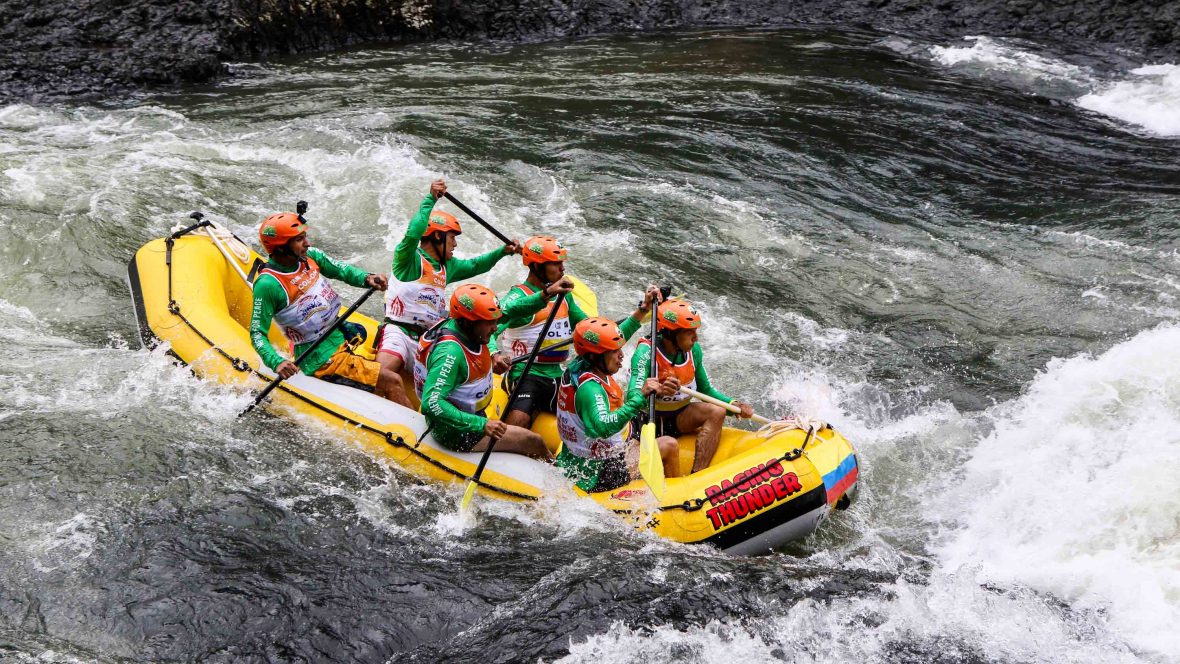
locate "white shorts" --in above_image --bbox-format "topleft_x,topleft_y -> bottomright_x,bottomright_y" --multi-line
377,324 -> 419,373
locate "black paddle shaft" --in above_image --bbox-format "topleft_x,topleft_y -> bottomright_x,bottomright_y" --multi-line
647,297 -> 659,425
506,287 -> 670,366
241,286 -> 378,416
443,192 -> 513,245
468,290 -> 563,482
507,315 -> 624,366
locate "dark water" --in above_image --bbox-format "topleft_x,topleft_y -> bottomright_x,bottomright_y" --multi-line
1,28 -> 1178,663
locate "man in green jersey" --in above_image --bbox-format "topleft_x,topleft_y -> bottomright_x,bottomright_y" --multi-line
630,299 -> 753,474
250,212 -> 399,399
555,315 -> 680,492
417,282 -> 572,459
377,179 -> 521,408
489,235 -> 591,429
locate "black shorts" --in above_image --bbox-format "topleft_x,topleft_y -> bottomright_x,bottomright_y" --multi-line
504,373 -> 558,416
588,454 -> 631,493
654,408 -> 686,438
438,429 -> 487,453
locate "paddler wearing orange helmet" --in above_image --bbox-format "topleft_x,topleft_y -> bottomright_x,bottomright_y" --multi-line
555,305 -> 680,492
249,211 -> 399,397
630,300 -> 754,473
488,235 -> 592,428
416,284 -> 557,459
376,179 -> 522,408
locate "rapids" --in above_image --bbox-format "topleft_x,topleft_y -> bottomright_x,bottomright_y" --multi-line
1,28 -> 1178,663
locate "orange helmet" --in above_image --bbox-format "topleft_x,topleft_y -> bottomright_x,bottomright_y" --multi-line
450,284 -> 502,321
656,300 -> 702,331
424,210 -> 462,238
574,317 -> 626,356
259,212 -> 306,253
521,236 -> 568,267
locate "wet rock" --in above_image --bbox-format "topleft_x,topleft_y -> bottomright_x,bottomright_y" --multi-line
0,0 -> 1176,102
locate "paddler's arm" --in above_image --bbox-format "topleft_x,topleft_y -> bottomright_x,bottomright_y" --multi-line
421,340 -> 488,434
623,285 -> 682,390
488,284 -> 533,354
691,343 -> 733,404
391,192 -> 437,281
628,340 -> 651,394
445,243 -> 517,282
249,275 -> 290,372
307,247 -> 372,289
576,380 -> 648,439
501,282 -> 572,319
618,285 -> 661,344
619,314 -> 642,341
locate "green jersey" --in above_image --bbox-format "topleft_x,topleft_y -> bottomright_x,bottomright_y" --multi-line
250,247 -> 370,374
419,295 -> 549,446
385,193 -> 511,334
489,282 -> 593,380
630,336 -> 732,412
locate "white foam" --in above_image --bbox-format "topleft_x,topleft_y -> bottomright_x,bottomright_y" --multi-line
929,36 -> 1093,87
1078,64 -> 1180,136
935,324 -> 1180,660
26,513 -> 106,573
1,343 -> 253,424
557,567 -> 1145,664
555,327 -> 1180,660
928,37 -> 1180,137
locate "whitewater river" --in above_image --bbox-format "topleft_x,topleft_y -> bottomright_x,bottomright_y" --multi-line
1,28 -> 1178,662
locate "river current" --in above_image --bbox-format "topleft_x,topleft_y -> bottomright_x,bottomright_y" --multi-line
1,28 -> 1178,663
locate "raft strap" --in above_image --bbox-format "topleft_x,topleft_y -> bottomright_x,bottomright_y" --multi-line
164,229 -> 253,373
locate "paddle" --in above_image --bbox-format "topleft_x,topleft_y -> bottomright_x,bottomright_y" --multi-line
506,313 -> 619,367
240,287 -> 378,416
504,286 -> 663,366
443,192 -> 513,245
567,275 -> 598,319
677,385 -> 829,436
677,385 -> 772,425
638,305 -> 667,499
442,191 -> 598,316
459,290 -> 565,513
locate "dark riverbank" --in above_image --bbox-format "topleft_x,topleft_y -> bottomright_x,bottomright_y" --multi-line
1,0 -> 1177,102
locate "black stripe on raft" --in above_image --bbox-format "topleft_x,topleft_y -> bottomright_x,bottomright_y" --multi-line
700,484 -> 827,551
126,255 -> 160,349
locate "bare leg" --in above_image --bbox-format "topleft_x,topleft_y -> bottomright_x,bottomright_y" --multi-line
627,435 -> 681,480
676,402 -> 727,473
376,353 -> 413,408
657,435 -> 681,478
400,367 -> 420,411
502,408 -> 533,429
470,424 -> 553,461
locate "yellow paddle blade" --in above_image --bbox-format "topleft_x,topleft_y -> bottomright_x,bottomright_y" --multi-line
638,422 -> 666,500
567,274 -> 599,317
459,479 -> 478,512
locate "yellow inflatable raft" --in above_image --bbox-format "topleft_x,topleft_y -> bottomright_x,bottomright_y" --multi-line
126,221 -> 859,554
